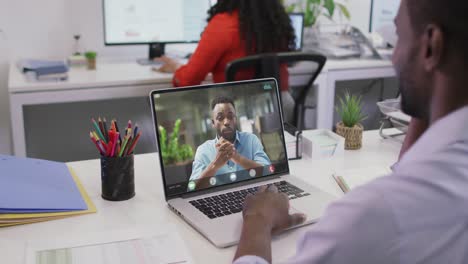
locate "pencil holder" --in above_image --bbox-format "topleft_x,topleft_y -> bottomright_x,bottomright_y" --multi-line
100,154 -> 135,201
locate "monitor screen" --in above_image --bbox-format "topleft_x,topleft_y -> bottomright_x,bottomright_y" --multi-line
369,0 -> 400,33
289,13 -> 304,50
151,79 -> 289,198
103,0 -> 211,45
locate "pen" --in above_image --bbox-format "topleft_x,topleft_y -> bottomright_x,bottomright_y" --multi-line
337,175 -> 350,192
133,124 -> 139,138
332,174 -> 349,193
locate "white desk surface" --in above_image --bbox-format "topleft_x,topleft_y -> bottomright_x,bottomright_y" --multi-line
8,58 -> 393,93
8,63 -> 174,93
0,129 -> 402,264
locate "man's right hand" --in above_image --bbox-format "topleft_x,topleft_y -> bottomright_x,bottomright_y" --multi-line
242,185 -> 306,234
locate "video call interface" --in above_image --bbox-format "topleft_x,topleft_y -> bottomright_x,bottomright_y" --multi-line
153,80 -> 289,197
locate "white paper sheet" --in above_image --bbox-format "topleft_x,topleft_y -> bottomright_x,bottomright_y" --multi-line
26,226 -> 193,264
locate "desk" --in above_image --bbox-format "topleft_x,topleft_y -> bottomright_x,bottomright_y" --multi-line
0,129 -> 401,264
9,59 -> 394,159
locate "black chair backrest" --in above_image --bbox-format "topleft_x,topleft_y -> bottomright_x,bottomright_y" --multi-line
225,52 -> 327,129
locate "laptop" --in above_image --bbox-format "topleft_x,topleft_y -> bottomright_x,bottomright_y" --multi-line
149,78 -> 335,248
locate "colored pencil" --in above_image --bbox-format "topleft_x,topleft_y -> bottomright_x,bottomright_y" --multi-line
126,132 -> 141,155
92,118 -> 106,143
98,117 -> 105,139
103,118 -> 109,142
118,135 -> 130,157
114,119 -> 122,143
90,132 -> 104,155
111,132 -> 119,157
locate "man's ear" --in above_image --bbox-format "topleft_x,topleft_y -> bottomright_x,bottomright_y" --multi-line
211,119 -> 215,128
423,24 -> 445,71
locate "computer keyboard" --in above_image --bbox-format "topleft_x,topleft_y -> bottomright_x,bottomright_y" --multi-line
189,181 -> 310,219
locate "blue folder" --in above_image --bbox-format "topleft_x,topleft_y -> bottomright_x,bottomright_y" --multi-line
0,155 -> 88,213
21,59 -> 69,76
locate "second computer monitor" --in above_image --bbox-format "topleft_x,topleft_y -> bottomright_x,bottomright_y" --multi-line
289,13 -> 304,51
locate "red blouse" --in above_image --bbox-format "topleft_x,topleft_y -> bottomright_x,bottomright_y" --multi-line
173,11 -> 289,91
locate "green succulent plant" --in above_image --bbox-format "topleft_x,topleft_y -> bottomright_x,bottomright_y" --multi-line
158,118 -> 194,165
285,0 -> 351,27
84,51 -> 97,59
335,91 -> 367,128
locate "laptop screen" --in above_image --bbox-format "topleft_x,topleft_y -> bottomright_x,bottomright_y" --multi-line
150,79 -> 290,198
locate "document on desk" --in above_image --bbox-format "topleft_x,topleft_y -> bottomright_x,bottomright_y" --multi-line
26,227 -> 193,264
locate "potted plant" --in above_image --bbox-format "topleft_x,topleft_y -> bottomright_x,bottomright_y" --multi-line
84,51 -> 97,70
285,0 -> 351,46
335,91 -> 366,150
159,119 -> 194,183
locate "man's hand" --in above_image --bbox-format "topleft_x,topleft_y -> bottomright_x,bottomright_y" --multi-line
234,185 -> 306,262
198,138 -> 235,180
243,185 -> 306,234
212,138 -> 235,169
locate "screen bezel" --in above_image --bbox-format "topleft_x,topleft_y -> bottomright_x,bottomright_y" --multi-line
101,0 -> 209,46
289,12 -> 305,51
149,78 -> 291,200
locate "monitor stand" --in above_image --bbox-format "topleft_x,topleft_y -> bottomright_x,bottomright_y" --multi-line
136,43 -> 166,65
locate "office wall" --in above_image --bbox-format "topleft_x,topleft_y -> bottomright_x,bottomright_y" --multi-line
0,0 -> 74,155
0,0 -> 375,156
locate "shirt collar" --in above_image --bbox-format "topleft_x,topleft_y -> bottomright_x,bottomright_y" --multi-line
214,131 -> 241,146
398,105 -> 468,166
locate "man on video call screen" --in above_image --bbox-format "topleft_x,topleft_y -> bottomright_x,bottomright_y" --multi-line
190,96 -> 271,189
154,80 -> 288,196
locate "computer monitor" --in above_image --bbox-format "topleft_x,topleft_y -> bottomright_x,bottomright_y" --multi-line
289,13 -> 304,51
102,0 -> 211,61
369,0 -> 400,33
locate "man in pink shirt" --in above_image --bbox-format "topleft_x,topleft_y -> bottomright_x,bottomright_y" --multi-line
234,0 -> 468,263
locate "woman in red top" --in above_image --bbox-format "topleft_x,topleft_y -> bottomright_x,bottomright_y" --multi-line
156,0 -> 295,92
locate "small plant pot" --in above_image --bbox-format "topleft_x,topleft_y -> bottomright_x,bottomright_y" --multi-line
335,122 -> 363,150
86,57 -> 96,70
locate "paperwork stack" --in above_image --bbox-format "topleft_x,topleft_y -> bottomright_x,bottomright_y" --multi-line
0,155 -> 96,227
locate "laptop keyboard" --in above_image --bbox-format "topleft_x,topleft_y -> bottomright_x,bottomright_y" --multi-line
189,181 -> 310,219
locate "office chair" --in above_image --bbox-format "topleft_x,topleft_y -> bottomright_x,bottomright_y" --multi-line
225,52 -> 326,130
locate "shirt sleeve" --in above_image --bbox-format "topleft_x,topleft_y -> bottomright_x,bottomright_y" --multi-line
173,14 -> 232,87
285,185 -> 399,264
189,145 -> 210,181
251,134 -> 271,166
233,256 -> 269,264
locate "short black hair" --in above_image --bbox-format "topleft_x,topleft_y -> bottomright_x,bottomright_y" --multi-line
211,96 -> 235,110
407,0 -> 468,62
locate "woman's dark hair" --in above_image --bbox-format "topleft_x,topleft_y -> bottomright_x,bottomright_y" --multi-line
207,0 -> 296,54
